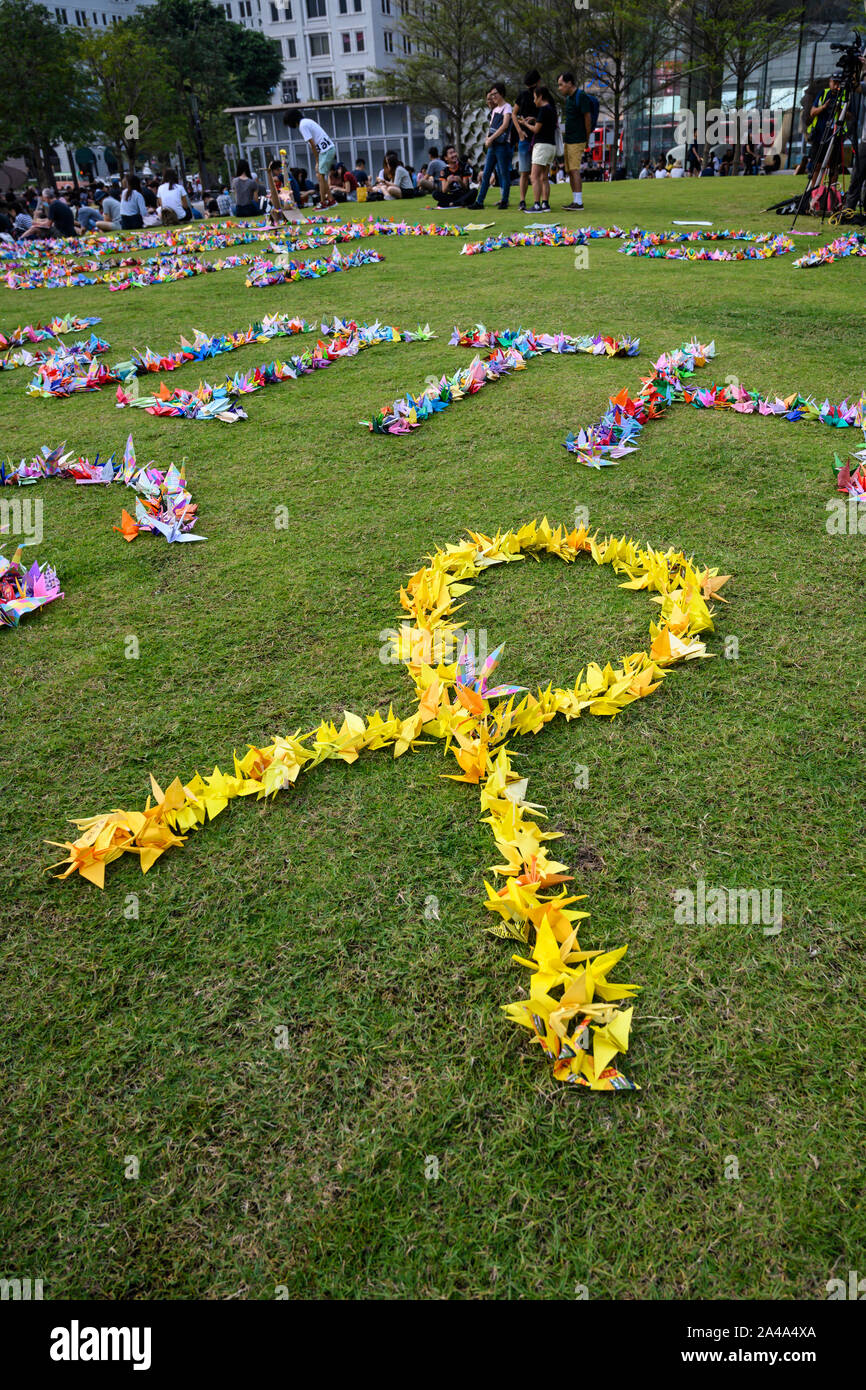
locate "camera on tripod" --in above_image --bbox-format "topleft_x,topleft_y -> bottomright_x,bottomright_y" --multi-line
830,33 -> 864,83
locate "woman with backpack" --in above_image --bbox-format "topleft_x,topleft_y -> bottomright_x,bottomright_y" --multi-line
157,169 -> 192,225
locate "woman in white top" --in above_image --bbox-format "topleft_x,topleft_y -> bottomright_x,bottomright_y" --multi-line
372,150 -> 416,199
670,159 -> 685,178
120,174 -> 147,230
157,168 -> 191,224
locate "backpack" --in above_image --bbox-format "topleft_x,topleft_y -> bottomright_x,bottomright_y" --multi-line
581,89 -> 600,137
810,181 -> 842,215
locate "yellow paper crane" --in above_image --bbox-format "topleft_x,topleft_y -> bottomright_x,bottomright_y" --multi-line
47,518 -> 730,1090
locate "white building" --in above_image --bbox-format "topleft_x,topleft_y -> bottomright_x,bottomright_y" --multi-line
50,0 -> 405,106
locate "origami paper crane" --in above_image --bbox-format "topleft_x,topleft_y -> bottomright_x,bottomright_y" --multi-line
0,547 -> 63,627
363,327 -> 639,434
3,437 -> 205,545
47,517 -> 731,1092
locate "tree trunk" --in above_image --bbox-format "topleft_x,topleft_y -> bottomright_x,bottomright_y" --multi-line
733,67 -> 745,173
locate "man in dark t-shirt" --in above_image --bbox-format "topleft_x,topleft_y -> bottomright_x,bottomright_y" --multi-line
557,71 -> 593,210
48,193 -> 76,237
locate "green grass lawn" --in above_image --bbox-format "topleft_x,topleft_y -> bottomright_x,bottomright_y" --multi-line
1,175 -> 863,1300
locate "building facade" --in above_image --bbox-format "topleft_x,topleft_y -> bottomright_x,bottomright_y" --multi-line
49,0 -> 405,105
227,97 -> 443,181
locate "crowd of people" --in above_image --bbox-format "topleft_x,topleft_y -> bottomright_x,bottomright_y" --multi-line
638,141 -> 784,180
0,170 -> 210,242
5,66 -> 845,242
256,74 -> 598,216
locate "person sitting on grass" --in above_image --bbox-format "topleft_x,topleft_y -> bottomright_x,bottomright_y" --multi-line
230,160 -> 260,217
372,150 -> 416,199
283,107 -> 337,208
20,187 -> 75,239
157,169 -> 192,224
119,173 -> 147,231
430,149 -> 474,207
416,146 -> 445,194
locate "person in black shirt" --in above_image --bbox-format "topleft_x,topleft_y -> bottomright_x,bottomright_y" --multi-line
518,85 -> 558,211
431,148 -> 473,207
511,67 -> 540,212
48,193 -> 76,237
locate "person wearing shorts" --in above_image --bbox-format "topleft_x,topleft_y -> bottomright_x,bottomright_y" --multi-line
284,107 -> 338,208
511,68 -> 540,211
557,71 -> 593,209
520,85 -> 558,211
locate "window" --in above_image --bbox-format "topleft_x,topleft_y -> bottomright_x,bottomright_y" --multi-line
309,32 -> 330,56
355,30 -> 364,49
383,27 -> 392,50
56,5 -> 67,19
341,31 -> 351,52
316,75 -> 333,100
338,0 -> 348,9
281,78 -> 298,102
270,1 -> 278,16
381,0 -> 390,11
306,0 -> 325,16
283,2 -> 292,15
348,72 -> 365,97
284,36 -> 296,57
354,0 -> 362,9
401,34 -> 410,53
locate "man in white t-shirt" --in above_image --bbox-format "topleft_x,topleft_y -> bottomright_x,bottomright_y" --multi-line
284,107 -> 337,209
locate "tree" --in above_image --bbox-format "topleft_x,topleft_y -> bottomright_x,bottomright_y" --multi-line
659,0 -> 804,165
0,0 -> 93,185
484,0 -> 592,87
79,26 -> 185,174
133,0 -> 282,179
372,0 -> 489,154
584,0 -> 669,167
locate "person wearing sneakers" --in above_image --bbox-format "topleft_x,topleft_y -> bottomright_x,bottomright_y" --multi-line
284,107 -> 337,209
469,82 -> 514,210
511,68 -> 540,213
519,85 -> 558,212
557,71 -> 593,211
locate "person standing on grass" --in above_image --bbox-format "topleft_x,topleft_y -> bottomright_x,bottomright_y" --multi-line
557,71 -> 592,210
470,82 -> 514,210
511,68 -> 540,212
284,107 -> 337,209
519,84 -> 558,212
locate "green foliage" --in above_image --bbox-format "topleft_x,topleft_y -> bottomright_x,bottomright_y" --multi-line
132,0 -> 282,155
78,25 -> 186,171
0,0 -> 93,176
372,0 -> 489,151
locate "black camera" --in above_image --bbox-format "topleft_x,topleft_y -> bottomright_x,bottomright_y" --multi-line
831,32 -> 864,81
